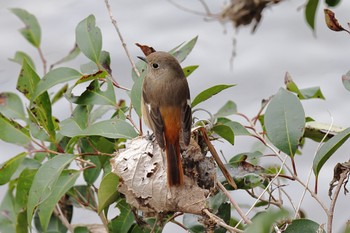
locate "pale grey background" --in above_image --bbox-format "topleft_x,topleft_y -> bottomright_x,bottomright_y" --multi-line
1,0 -> 350,232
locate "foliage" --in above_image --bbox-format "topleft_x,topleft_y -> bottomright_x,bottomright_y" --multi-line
0,4 -> 349,233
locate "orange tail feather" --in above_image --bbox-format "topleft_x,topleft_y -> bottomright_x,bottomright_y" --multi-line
165,140 -> 184,186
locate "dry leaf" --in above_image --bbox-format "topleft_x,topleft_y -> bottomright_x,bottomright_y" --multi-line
328,161 -> 350,198
324,9 -> 350,34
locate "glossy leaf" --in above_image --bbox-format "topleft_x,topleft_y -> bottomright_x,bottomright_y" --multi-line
76,15 -> 102,63
212,124 -> 234,145
9,51 -> 35,69
284,219 -> 325,232
109,199 -> 134,233
313,127 -> 350,177
214,100 -> 237,118
192,84 -> 235,108
0,114 -> 31,145
27,154 -> 75,227
60,118 -> 137,139
183,65 -> 198,78
245,209 -> 289,233
11,8 -> 41,47
0,152 -> 26,185
38,169 -> 80,231
33,67 -> 81,101
264,88 -> 305,157
0,92 -> 26,120
305,0 -> 319,31
130,76 -> 143,117
98,172 -> 119,213
172,36 -> 198,63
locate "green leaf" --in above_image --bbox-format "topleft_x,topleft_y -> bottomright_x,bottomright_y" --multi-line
10,8 -> 41,47
0,190 -> 16,233
66,79 -> 116,106
76,14 -> 102,63
183,65 -> 198,78
214,100 -> 237,118
60,118 -> 137,139
38,169 -> 80,231
305,0 -> 319,31
212,124 -> 234,145
217,118 -> 250,136
130,76 -> 143,117
264,88 -> 305,157
9,51 -> 36,69
83,156 -> 101,185
17,59 -> 40,100
27,154 -> 75,227
325,0 -> 341,7
16,210 -> 28,233
172,36 -> 198,63
109,199 -> 134,233
192,84 -> 236,108
68,185 -> 96,210
284,219 -> 325,233
74,226 -> 90,233
51,84 -> 68,104
245,209 -> 289,233
0,152 -> 26,185
98,172 -> 119,213
51,44 -> 80,68
342,70 -> 350,92
285,72 -> 325,100
304,121 -> 345,142
313,127 -> 350,177
15,169 -> 37,213
0,114 -> 31,145
0,92 -> 26,120
33,67 -> 82,101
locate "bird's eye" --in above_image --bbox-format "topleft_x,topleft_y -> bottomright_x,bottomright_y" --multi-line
152,63 -> 159,69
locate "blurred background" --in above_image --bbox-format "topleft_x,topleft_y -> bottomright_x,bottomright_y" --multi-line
1,0 -> 350,232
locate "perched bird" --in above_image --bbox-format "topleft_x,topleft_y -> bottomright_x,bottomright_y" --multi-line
139,51 -> 192,186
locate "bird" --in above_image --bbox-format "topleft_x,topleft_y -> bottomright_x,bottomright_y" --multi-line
139,51 -> 192,186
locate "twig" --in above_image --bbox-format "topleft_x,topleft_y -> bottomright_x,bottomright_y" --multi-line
295,116 -> 334,219
199,127 -> 237,189
203,209 -> 243,233
54,204 -> 74,233
38,47 -> 47,75
104,0 -> 140,78
327,171 -> 348,233
217,182 -> 251,224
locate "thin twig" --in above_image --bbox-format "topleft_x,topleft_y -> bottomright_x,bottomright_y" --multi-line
327,172 -> 348,233
217,182 -> 251,224
203,209 -> 243,233
54,204 -> 74,233
38,47 -> 47,75
104,0 -> 140,78
199,127 -> 237,189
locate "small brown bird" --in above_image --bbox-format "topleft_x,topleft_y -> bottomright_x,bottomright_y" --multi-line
140,51 -> 192,186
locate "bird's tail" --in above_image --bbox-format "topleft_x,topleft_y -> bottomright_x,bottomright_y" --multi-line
165,140 -> 184,186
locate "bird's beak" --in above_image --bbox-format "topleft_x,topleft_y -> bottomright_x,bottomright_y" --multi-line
137,56 -> 147,63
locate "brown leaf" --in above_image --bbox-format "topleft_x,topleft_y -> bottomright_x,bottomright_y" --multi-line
135,43 -> 156,56
324,9 -> 350,34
